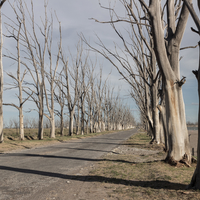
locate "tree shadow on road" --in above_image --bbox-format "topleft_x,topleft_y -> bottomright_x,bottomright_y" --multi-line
0,165 -> 186,191
2,153 -> 164,165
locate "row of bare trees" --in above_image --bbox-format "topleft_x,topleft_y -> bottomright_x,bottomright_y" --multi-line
0,0 -> 135,142
81,0 -> 200,188
80,0 -> 199,165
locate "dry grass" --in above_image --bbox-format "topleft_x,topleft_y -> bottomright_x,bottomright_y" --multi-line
0,128 -> 121,153
86,131 -> 200,200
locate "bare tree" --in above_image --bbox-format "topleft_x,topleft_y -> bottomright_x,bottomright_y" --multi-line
182,0 -> 200,189
0,0 -> 7,142
54,73 -> 66,136
3,19 -> 32,140
83,0 -> 192,164
141,0 -> 191,164
81,0 -> 160,143
86,70 -> 96,133
58,42 -> 84,136
79,55 -> 93,135
43,13 -> 62,138
94,68 -> 109,132
74,95 -> 80,135
8,0 -> 55,140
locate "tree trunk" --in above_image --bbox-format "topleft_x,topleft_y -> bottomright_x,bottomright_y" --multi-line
164,80 -> 190,162
101,121 -> 105,132
158,113 -> 165,144
151,50 -> 160,143
81,100 -> 84,135
86,120 -> 89,134
107,111 -> 110,131
149,0 -> 191,163
188,42 -> 200,189
69,111 -> 74,136
0,9 -> 3,143
97,113 -> 101,133
19,107 -> 24,140
60,108 -> 64,136
50,115 -> 55,138
89,109 -> 93,133
76,100 -> 80,135
38,108 -> 44,140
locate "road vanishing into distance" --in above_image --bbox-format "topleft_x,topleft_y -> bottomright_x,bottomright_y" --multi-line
0,128 -> 137,200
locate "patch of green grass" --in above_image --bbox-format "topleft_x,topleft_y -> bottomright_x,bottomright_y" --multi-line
163,175 -> 172,180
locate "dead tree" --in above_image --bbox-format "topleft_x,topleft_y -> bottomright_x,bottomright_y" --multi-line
81,0 -> 161,143
83,0 -> 192,164
43,14 -> 62,138
54,73 -> 65,136
0,0 -> 7,142
79,56 -> 93,135
3,21 -> 30,140
86,69 -> 96,133
58,42 -> 85,136
8,0 -> 56,140
94,68 -> 109,132
183,0 -> 200,189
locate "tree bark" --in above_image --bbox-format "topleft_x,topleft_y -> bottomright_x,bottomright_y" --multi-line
188,42 -> 200,189
69,111 -> 74,136
0,9 -> 3,142
60,108 -> 64,136
38,107 -> 44,140
148,0 -> 191,163
19,107 -> 24,140
50,115 -> 55,138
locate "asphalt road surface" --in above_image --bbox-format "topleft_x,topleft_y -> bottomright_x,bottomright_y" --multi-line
0,128 -> 137,200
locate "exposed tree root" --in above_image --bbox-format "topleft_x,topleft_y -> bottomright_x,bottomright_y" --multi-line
165,156 -> 178,166
180,154 -> 192,167
165,154 -> 192,167
192,156 -> 197,163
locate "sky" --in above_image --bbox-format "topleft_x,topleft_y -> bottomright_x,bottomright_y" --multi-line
1,0 -> 200,126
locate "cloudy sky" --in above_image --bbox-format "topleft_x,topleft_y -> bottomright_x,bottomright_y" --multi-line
2,0 -> 200,125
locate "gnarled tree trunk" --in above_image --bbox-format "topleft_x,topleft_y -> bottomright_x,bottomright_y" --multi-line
148,0 -> 191,163
188,42 -> 200,189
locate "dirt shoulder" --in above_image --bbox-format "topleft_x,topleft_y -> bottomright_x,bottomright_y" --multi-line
44,130 -> 199,200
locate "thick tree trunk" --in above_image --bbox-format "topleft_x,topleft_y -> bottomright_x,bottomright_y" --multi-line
164,80 -> 191,162
149,0 -> 191,163
188,42 -> 200,189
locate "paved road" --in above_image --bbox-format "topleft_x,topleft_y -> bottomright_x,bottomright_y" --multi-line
0,128 -> 137,200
